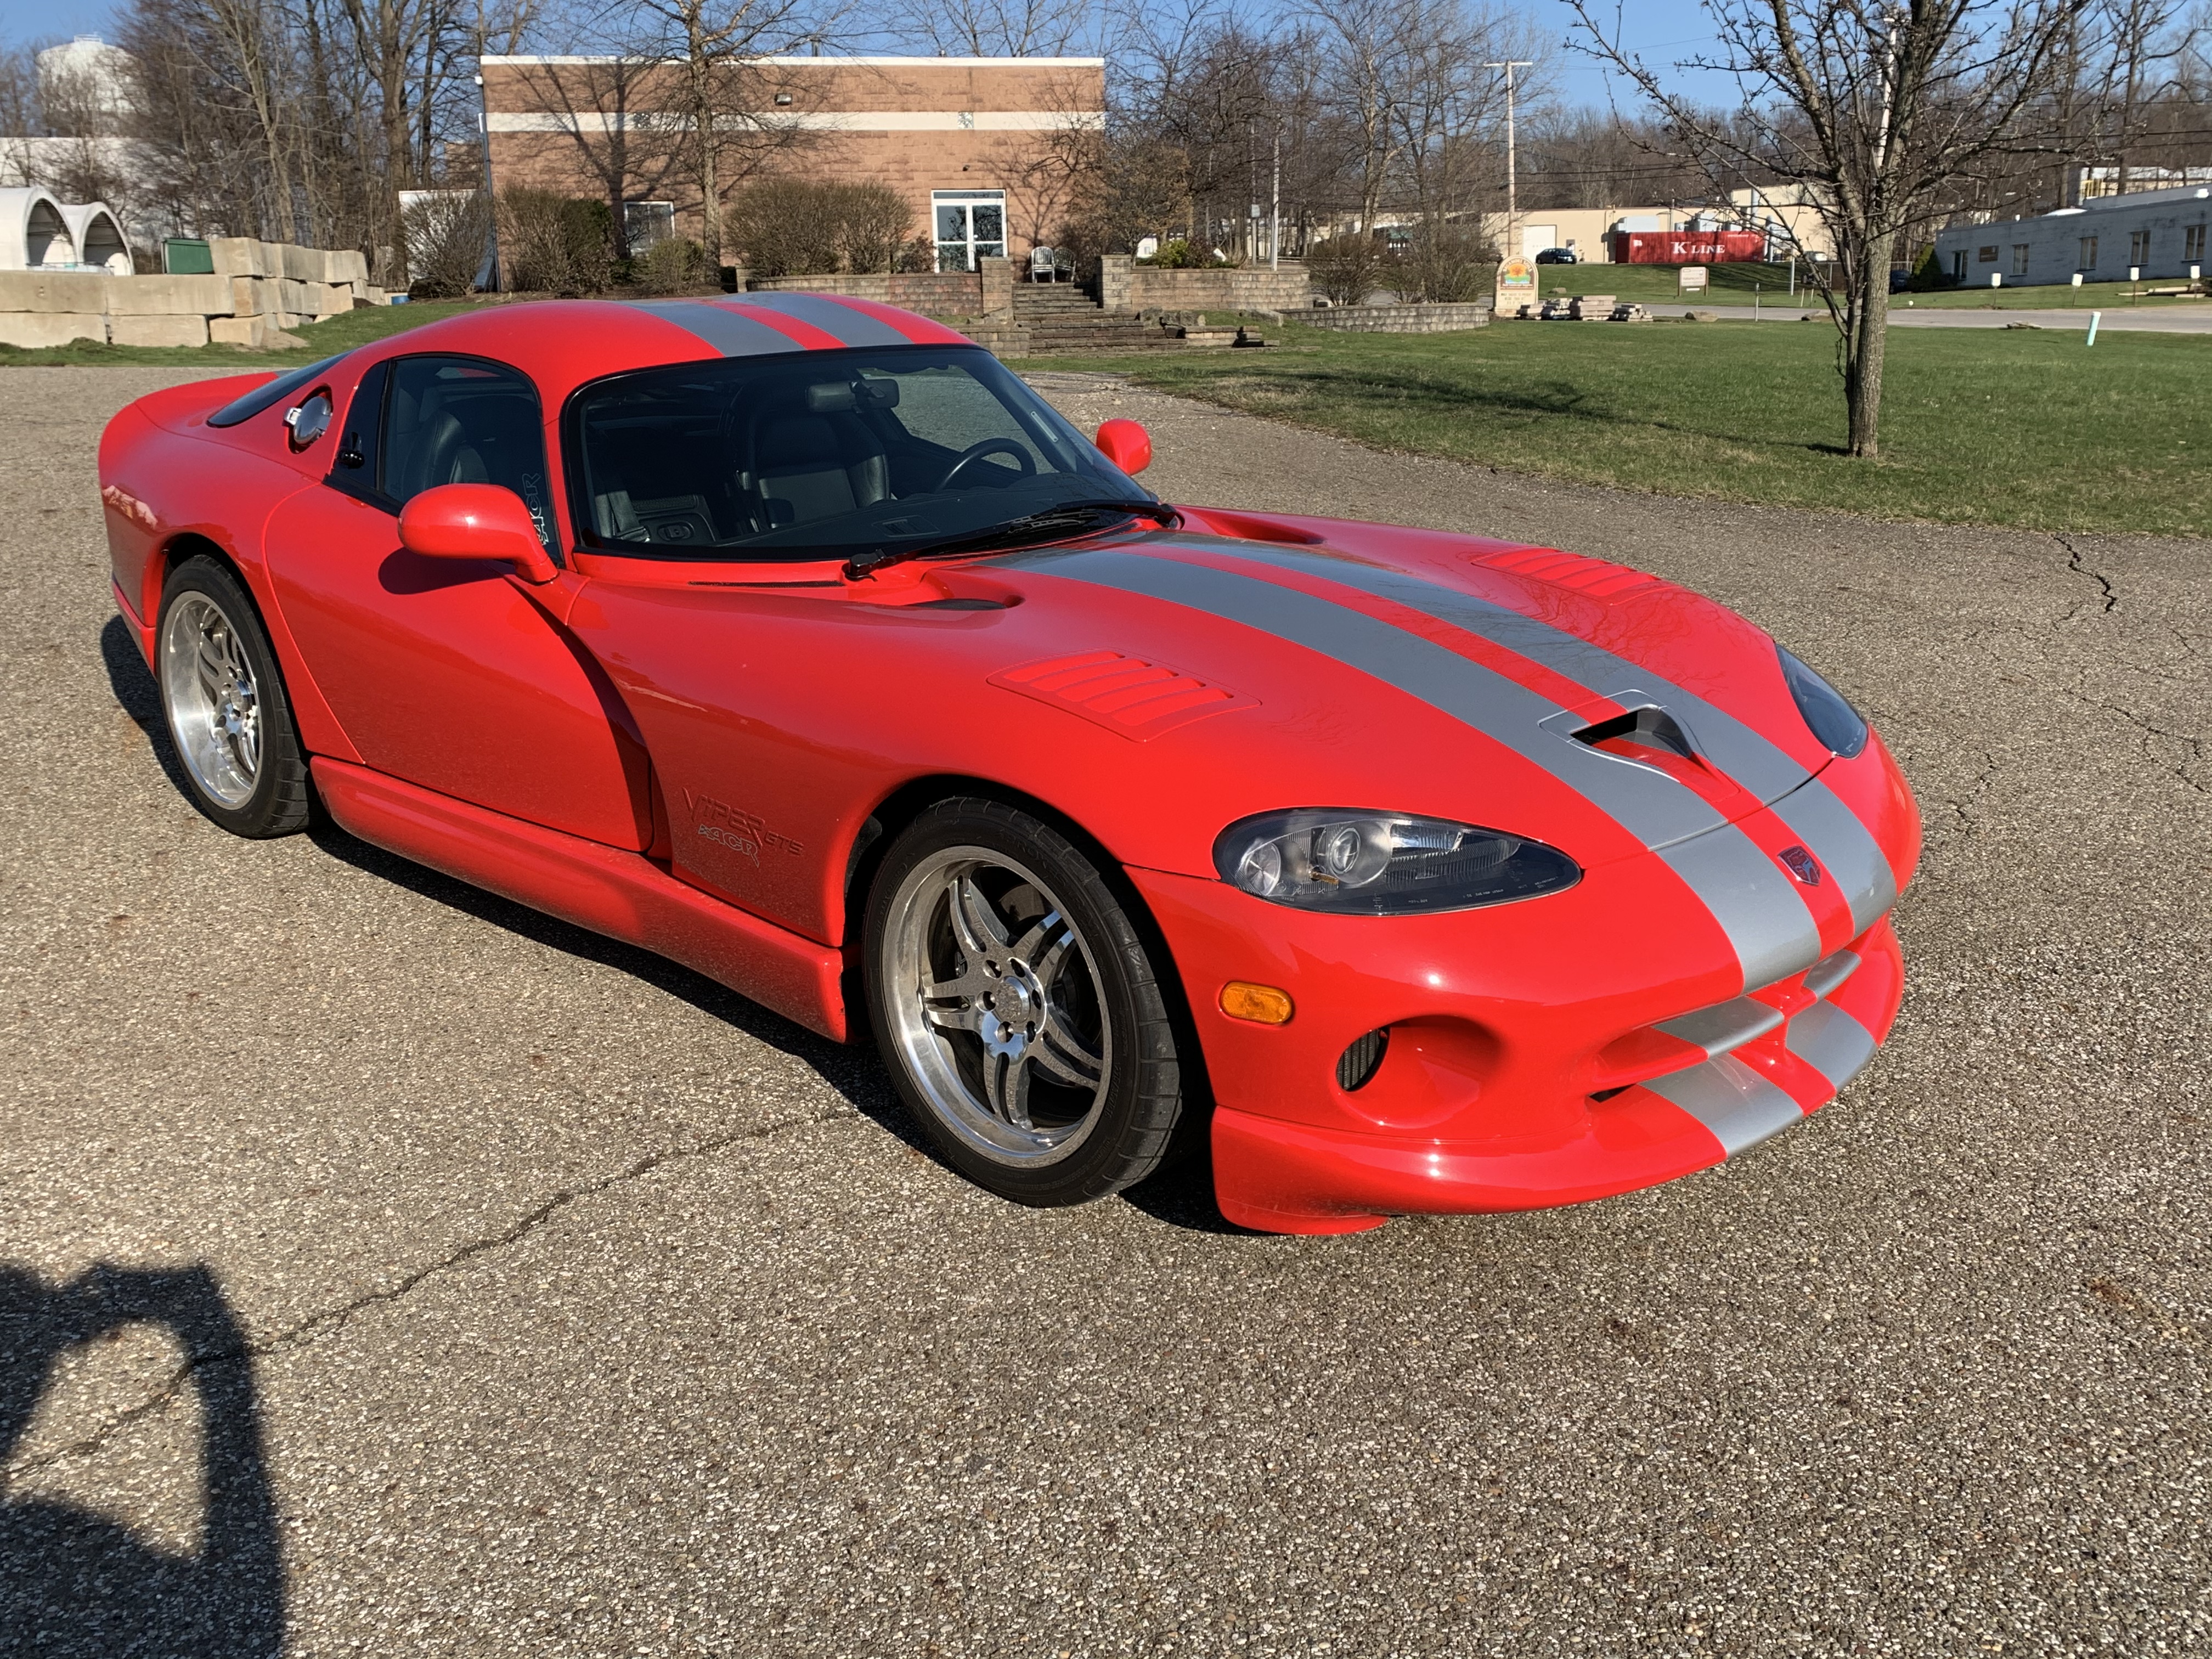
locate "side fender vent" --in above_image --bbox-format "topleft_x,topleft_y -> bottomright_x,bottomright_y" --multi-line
990,650 -> 1258,741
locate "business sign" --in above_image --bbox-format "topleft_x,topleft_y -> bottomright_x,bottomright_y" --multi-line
1614,230 -> 1769,265
1678,265 -> 1708,292
1497,255 -> 1537,295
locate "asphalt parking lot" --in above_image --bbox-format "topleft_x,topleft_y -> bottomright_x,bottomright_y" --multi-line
3,364 -> 2207,1657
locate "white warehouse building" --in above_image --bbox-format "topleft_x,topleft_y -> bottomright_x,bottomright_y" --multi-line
1935,183 -> 2211,287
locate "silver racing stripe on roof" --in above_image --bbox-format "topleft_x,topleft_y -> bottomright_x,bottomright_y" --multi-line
1009,547 -> 1824,992
627,300 -> 806,357
725,292 -> 915,347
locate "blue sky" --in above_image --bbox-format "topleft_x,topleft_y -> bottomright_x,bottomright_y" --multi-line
0,0 -> 114,50
2,0 -> 1735,115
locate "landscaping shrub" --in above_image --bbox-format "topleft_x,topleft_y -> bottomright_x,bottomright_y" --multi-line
497,189 -> 613,295
727,179 -> 913,278
1306,234 -> 1385,307
834,182 -> 915,274
402,190 -> 490,297
635,235 -> 708,295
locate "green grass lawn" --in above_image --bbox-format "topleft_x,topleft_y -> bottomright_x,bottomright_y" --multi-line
1539,260 -> 2210,312
0,298 -> 481,370
1031,319 -> 2212,537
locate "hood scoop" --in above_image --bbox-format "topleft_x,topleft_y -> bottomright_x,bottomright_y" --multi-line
1571,704 -> 1699,764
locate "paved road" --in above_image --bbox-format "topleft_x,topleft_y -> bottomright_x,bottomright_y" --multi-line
4,368 -> 2208,1656
1626,300 -> 2212,331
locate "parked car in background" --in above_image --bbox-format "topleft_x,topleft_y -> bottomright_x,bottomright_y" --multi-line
1534,247 -> 1579,264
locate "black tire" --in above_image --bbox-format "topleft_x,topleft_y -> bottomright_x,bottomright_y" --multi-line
863,797 -> 1187,1207
154,555 -> 313,838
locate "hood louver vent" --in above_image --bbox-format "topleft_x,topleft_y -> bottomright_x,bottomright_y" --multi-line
990,650 -> 1258,741
1476,546 -> 1660,601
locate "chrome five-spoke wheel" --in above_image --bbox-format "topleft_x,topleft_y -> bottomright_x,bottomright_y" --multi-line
161,591 -> 262,808
153,556 -> 311,838
883,847 -> 1111,1166
864,799 -> 1188,1207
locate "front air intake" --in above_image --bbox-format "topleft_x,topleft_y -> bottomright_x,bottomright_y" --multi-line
1336,1028 -> 1390,1092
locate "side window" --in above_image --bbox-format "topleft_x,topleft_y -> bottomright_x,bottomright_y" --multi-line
382,356 -> 555,550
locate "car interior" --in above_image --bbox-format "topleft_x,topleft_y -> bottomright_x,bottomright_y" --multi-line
575,362 -> 1070,556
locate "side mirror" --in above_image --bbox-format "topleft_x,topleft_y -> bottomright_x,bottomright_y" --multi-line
397,483 -> 557,585
1094,417 -> 1152,476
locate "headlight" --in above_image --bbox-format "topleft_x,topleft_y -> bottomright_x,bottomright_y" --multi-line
1214,809 -> 1581,916
1776,645 -> 1869,758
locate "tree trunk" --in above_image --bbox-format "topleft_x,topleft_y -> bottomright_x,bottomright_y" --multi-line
690,45 -> 720,266
1845,229 -> 1895,458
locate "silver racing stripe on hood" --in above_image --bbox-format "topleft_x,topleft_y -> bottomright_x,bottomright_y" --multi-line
1005,546 -> 1824,992
1172,538 -> 1899,940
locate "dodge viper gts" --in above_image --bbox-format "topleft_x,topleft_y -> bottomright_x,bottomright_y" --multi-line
98,295 -> 1918,1235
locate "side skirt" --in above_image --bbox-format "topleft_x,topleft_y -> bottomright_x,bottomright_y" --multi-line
312,757 -> 848,1041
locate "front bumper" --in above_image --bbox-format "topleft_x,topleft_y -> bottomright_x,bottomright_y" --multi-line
1128,859 -> 1906,1236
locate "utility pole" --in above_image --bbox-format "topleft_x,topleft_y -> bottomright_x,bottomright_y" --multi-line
1485,59 -> 1534,261
1271,129 -> 1282,269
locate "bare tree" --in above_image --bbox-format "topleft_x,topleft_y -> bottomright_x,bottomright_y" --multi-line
876,0 -> 1093,55
619,0 -> 829,265
1570,1 -> 2092,459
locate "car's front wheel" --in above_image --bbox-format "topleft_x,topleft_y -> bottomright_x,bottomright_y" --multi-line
155,555 -> 312,838
864,799 -> 1187,1208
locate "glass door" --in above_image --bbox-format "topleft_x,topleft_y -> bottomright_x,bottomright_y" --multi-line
933,190 -> 1007,272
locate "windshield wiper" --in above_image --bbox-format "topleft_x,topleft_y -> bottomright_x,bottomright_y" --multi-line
841,499 -> 1180,581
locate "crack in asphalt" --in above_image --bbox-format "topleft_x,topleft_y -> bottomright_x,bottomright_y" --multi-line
2063,689 -> 2209,795
0,1102 -> 864,1490
1944,751 -> 2004,832
2054,534 -> 2118,618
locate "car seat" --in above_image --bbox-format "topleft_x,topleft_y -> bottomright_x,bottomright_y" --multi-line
741,382 -> 890,527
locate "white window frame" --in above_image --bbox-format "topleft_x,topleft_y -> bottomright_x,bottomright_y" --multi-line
624,200 -> 676,251
932,189 -> 1008,273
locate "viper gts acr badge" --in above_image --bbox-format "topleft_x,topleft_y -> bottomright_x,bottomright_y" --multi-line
1778,844 -> 1822,885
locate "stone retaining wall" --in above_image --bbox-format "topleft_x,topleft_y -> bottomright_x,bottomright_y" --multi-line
751,271 -> 985,317
1304,301 -> 1492,334
1,238 -> 386,349
1099,257 -> 1311,315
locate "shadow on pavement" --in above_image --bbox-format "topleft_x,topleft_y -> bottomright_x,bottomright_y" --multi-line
0,1263 -> 284,1658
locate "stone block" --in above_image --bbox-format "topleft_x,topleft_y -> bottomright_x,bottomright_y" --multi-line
210,314 -> 271,348
104,274 -> 234,316
0,270 -> 110,314
328,247 -> 369,285
275,279 -> 314,315
206,237 -> 266,276
280,244 -> 328,281
229,276 -> 267,317
0,312 -> 107,347
314,283 -> 352,317
110,313 -> 211,347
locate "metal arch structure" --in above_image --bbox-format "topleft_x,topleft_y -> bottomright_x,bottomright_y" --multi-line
62,202 -> 131,274
0,187 -> 77,270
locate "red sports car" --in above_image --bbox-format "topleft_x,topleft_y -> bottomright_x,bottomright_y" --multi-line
99,296 -> 1918,1235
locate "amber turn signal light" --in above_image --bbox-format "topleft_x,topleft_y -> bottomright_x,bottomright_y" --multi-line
1220,981 -> 1294,1025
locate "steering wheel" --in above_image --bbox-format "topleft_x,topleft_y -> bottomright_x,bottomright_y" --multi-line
933,438 -> 1036,492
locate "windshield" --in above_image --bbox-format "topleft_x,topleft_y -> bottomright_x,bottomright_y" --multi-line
568,346 -> 1149,563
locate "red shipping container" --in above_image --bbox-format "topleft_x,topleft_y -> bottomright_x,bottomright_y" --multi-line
1611,230 -> 1771,264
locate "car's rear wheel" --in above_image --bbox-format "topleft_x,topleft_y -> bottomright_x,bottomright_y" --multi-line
865,799 -> 1186,1207
156,555 -> 312,838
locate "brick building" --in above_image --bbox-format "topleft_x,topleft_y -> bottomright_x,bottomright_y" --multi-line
479,54 -> 1104,271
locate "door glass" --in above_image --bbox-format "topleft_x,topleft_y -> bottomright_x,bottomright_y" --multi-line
382,356 -> 555,550
935,204 -> 966,244
973,204 -> 1004,242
